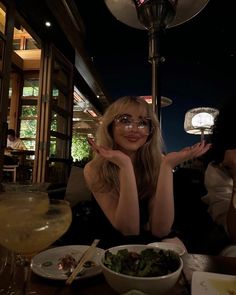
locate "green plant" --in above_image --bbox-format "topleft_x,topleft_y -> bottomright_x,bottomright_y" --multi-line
71,134 -> 91,161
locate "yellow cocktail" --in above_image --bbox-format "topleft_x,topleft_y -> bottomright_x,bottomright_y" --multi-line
0,196 -> 72,294
0,199 -> 71,256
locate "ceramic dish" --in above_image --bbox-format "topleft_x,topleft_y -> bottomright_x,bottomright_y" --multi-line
192,271 -> 236,295
100,244 -> 183,295
31,245 -> 104,280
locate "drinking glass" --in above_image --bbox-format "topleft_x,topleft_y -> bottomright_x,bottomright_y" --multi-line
0,195 -> 72,295
0,190 -> 49,295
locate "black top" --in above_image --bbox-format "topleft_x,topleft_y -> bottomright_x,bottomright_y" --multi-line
58,196 -> 178,249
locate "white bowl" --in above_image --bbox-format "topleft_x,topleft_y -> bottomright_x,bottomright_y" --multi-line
147,242 -> 186,256
100,244 -> 183,295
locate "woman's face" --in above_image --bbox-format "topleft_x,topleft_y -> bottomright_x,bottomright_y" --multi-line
112,104 -> 151,156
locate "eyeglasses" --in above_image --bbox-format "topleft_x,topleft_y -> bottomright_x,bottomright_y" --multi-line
114,115 -> 152,135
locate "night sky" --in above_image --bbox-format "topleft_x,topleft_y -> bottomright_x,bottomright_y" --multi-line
76,0 -> 236,151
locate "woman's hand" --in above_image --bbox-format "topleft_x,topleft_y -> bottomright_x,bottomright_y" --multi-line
87,138 -> 130,168
162,141 -> 211,169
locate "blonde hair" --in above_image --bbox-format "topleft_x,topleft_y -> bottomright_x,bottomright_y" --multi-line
91,96 -> 164,200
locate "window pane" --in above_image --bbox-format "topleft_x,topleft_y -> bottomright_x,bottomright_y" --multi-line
51,111 -> 68,135
21,105 -> 37,117
25,38 -> 39,49
22,140 -> 35,150
20,119 -> 37,137
52,86 -> 68,110
49,137 -> 56,156
22,79 -> 39,97
49,136 -> 67,158
12,39 -> 21,50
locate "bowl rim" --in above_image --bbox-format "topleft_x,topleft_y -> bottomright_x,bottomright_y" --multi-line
147,241 -> 186,256
100,244 -> 183,280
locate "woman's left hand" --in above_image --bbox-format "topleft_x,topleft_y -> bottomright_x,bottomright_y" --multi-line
163,141 -> 211,169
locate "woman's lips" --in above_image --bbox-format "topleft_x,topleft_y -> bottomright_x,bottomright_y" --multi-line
125,135 -> 142,142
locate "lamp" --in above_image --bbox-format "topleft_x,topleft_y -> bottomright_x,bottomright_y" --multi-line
138,95 -> 172,107
184,107 -> 219,141
104,0 -> 210,119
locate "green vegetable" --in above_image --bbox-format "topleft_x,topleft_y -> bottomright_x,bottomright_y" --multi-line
103,248 -> 180,277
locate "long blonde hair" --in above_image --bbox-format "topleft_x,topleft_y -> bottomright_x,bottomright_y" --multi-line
91,96 -> 164,199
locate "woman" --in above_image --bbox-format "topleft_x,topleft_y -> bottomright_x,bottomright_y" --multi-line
202,96 -> 236,248
84,96 -> 210,247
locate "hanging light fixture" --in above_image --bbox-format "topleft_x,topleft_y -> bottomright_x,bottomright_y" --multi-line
184,107 -> 219,140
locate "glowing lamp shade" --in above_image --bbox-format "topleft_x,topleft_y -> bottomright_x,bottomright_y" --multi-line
184,107 -> 219,140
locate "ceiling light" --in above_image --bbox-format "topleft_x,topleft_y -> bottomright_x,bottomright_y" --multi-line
45,21 -> 51,27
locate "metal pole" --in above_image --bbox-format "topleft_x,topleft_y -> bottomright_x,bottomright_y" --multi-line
148,28 -> 162,121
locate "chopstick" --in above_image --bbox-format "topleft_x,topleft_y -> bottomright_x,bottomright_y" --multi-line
65,239 -> 100,285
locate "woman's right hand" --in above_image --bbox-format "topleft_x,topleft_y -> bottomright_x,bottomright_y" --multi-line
87,138 -> 131,168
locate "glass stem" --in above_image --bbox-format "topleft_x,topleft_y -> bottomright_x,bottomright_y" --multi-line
0,252 -> 17,295
22,258 -> 32,295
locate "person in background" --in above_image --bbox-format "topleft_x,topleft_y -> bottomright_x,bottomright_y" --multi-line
6,129 -> 26,151
84,96 -> 211,248
202,96 -> 236,254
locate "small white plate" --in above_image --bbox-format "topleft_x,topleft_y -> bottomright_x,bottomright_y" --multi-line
31,245 -> 105,280
147,242 -> 185,256
192,271 -> 236,295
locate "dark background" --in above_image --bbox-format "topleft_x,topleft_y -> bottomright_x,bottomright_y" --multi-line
75,0 -> 236,151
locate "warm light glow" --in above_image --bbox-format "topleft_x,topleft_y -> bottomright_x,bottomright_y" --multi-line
45,21 -> 51,27
139,95 -> 152,104
184,107 -> 219,138
192,112 -> 214,128
138,95 -> 172,107
86,109 -> 98,117
73,88 -> 84,104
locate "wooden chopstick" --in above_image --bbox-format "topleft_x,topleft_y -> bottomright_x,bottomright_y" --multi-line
65,239 -> 100,285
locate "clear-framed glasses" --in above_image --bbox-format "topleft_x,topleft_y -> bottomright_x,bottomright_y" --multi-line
114,114 -> 152,135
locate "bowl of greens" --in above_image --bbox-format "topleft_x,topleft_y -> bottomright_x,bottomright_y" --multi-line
100,244 -> 183,295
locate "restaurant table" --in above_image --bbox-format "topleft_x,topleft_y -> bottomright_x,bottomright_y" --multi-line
1,253 -> 236,294
10,149 -> 35,166
9,149 -> 35,181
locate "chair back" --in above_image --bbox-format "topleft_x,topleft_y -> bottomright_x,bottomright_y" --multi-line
64,166 -> 91,207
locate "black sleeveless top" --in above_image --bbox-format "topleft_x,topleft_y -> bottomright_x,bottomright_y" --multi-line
86,195 -> 162,249
59,195 -> 177,249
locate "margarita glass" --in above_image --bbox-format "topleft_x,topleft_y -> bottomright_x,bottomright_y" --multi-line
0,196 -> 72,294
